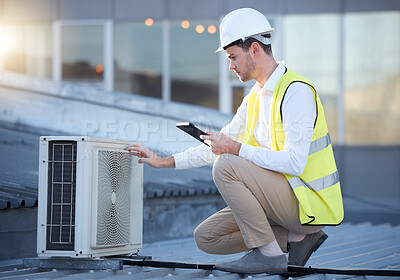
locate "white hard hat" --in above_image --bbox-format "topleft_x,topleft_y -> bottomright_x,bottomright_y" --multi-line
216,8 -> 274,52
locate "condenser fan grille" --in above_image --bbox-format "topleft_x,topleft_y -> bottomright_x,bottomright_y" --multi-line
97,150 -> 132,247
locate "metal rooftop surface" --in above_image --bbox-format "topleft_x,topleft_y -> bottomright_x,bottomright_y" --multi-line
0,221 -> 399,279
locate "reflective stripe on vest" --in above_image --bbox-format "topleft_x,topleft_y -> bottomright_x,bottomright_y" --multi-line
309,132 -> 331,155
288,170 -> 340,192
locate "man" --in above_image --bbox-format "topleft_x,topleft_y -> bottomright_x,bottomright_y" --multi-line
126,8 -> 343,274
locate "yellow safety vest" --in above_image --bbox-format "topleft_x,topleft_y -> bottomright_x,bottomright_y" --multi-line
243,68 -> 344,225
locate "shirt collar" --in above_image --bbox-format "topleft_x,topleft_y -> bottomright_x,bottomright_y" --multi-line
263,62 -> 286,92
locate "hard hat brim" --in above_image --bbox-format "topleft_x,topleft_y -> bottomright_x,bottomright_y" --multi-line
215,45 -> 224,53
215,29 -> 274,53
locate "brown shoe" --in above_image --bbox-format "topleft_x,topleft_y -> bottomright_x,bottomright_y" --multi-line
288,230 -> 328,266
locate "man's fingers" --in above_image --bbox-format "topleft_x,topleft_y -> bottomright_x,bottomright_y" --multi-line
200,133 -> 216,140
201,131 -> 219,141
125,144 -> 141,151
125,144 -> 151,158
205,130 -> 216,135
138,158 -> 150,164
126,146 -> 142,154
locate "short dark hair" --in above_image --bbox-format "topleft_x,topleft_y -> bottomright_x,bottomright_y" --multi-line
223,34 -> 273,55
238,37 -> 272,56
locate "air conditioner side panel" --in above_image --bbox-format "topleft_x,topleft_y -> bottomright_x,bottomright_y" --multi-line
37,139 -> 49,255
131,159 -> 143,248
74,141 -> 93,257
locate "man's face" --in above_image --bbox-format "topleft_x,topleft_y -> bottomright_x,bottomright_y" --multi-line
226,45 -> 256,83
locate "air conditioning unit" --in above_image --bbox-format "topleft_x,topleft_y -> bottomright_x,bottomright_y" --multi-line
37,136 -> 143,258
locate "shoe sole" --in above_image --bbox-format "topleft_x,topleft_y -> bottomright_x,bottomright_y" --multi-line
299,233 -> 328,267
214,266 -> 287,275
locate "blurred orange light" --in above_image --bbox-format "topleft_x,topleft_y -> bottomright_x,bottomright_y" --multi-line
207,25 -> 217,34
195,25 -> 205,34
181,20 -> 190,29
145,18 -> 154,26
96,64 -> 104,74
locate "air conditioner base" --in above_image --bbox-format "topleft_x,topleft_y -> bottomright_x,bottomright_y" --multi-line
23,257 -> 123,271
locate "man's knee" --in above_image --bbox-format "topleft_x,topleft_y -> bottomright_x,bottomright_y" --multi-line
212,153 -> 240,181
193,222 -> 213,253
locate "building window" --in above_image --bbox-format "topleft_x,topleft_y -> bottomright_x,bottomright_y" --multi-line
284,14 -> 340,143
2,23 -> 52,79
344,12 -> 400,144
114,21 -> 162,98
170,19 -> 219,109
2,24 -> 25,74
61,25 -> 104,88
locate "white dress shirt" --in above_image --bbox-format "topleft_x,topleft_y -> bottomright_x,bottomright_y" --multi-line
173,63 -> 316,177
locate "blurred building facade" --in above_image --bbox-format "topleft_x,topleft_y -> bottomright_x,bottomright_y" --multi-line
0,0 -> 398,146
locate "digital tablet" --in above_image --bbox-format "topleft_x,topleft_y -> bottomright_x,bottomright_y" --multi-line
176,122 -> 209,146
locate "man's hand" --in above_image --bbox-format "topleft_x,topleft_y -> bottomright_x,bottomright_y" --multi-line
125,144 -> 175,168
200,131 -> 241,156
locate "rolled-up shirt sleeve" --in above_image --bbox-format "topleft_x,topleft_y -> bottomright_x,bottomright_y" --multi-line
173,144 -> 215,169
238,83 -> 316,176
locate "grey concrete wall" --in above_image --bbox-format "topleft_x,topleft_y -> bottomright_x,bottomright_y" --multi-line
0,207 -> 37,260
335,145 -> 400,225
334,146 -> 400,205
143,195 -> 225,242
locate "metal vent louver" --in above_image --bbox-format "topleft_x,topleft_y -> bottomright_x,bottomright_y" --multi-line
96,150 -> 132,247
46,141 -> 77,251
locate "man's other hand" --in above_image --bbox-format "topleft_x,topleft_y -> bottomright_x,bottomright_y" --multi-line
200,131 -> 241,156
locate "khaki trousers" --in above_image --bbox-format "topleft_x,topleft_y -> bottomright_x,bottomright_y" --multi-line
194,154 -> 323,254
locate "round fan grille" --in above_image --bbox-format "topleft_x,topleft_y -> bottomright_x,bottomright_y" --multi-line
96,150 -> 131,247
